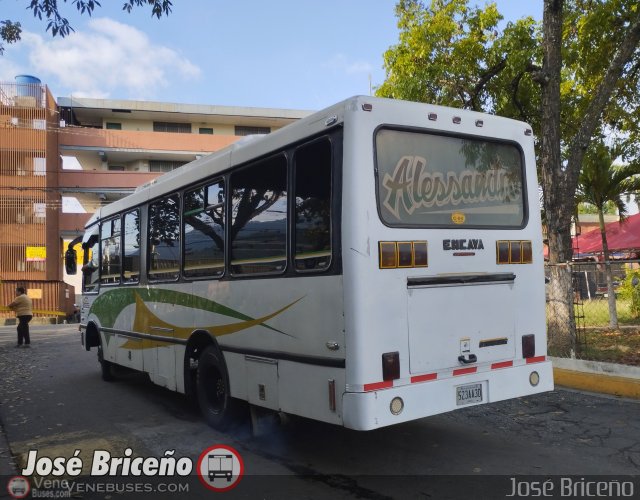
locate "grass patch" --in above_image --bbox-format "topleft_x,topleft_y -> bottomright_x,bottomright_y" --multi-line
578,298 -> 640,327
577,328 -> 640,365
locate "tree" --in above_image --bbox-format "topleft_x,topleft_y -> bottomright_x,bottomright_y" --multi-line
577,141 -> 640,328
0,0 -> 172,54
377,0 -> 640,352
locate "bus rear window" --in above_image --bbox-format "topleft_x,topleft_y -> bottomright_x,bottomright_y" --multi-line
375,129 -> 525,228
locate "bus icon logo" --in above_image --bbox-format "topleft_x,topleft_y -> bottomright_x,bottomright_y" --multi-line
208,454 -> 233,482
7,476 -> 30,499
197,445 -> 244,492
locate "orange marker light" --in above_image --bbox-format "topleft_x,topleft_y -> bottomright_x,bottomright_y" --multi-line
413,241 -> 428,267
510,241 -> 522,263
397,242 -> 413,268
497,241 -> 510,264
379,242 -> 397,269
522,241 -> 533,263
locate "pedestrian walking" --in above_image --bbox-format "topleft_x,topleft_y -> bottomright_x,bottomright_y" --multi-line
7,287 -> 33,347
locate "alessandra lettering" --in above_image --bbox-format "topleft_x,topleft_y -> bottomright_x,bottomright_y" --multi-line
382,155 -> 521,219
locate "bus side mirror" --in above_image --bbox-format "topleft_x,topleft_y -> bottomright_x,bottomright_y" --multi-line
65,248 -> 77,275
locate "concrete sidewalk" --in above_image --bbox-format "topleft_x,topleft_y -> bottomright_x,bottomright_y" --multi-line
551,356 -> 640,399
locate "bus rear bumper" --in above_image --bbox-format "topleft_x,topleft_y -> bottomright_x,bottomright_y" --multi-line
342,360 -> 554,431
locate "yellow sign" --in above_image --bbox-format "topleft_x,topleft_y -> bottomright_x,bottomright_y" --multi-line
26,246 -> 47,262
27,289 -> 42,300
451,212 -> 466,225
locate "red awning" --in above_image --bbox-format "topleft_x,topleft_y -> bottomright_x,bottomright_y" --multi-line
572,212 -> 640,256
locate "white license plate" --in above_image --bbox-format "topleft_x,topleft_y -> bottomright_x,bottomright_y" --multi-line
456,383 -> 483,406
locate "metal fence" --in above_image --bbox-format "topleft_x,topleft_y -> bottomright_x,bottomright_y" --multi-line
545,260 -> 640,362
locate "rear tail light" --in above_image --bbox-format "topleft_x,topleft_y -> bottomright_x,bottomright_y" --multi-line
382,351 -> 400,381
522,334 -> 536,359
379,242 -> 398,268
379,241 -> 428,269
497,240 -> 533,264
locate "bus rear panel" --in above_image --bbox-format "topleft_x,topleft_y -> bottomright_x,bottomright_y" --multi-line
340,98 -> 552,430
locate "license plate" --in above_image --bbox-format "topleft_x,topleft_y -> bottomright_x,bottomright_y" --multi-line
456,383 -> 483,406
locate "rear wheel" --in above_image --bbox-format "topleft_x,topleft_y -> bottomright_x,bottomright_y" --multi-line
97,342 -> 114,382
197,345 -> 244,430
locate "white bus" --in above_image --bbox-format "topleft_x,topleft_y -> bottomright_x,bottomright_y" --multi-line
67,96 -> 553,431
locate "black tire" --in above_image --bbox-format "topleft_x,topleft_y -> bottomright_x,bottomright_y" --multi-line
97,342 -> 114,382
197,345 -> 243,430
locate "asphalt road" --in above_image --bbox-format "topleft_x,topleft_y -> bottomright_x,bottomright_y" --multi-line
0,324 -> 639,499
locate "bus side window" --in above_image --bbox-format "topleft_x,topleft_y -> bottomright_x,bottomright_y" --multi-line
100,217 -> 121,285
230,155 -> 287,275
83,239 -> 100,292
123,209 -> 141,283
183,181 -> 225,278
294,138 -> 332,272
149,194 -> 180,281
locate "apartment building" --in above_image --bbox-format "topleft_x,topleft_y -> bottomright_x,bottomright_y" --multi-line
0,77 -> 310,321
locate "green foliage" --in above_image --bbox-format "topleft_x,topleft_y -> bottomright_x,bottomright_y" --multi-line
619,270 -> 640,319
577,141 -> 640,220
0,0 -> 172,53
377,0 -> 640,167
377,0 -> 540,123
0,20 -> 21,54
577,201 -> 617,215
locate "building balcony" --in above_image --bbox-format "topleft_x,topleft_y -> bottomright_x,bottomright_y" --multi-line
58,170 -> 161,192
0,125 -> 48,152
58,127 -> 238,163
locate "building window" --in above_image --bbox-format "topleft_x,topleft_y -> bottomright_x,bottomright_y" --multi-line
153,121 -> 191,134
108,165 -> 125,171
199,127 -> 214,135
234,126 -> 270,136
149,160 -> 186,173
106,122 -> 122,130
183,181 -> 225,278
33,203 -> 46,222
149,194 -> 180,280
33,157 -> 46,176
230,154 -> 287,275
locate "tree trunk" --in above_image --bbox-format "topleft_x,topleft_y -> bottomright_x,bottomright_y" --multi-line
540,2 -> 640,353
598,209 -> 619,329
540,0 -> 576,355
546,225 -> 577,356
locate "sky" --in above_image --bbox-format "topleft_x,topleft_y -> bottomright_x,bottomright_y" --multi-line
0,0 -> 542,111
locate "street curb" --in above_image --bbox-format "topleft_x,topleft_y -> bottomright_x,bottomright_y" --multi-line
551,357 -> 640,399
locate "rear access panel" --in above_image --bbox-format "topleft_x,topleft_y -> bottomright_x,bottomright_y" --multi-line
407,274 -> 516,374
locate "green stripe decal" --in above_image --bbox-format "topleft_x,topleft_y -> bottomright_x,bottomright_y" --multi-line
90,288 -> 300,346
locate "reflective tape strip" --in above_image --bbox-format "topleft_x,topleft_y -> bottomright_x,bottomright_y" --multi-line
363,381 -> 393,392
526,356 -> 546,364
411,373 -> 438,384
453,366 -> 478,377
491,361 -> 514,370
